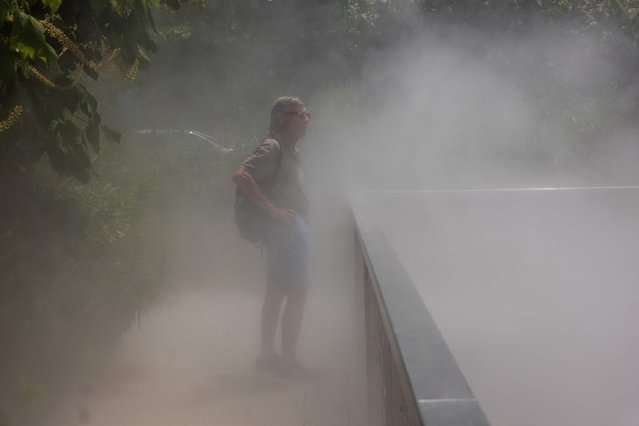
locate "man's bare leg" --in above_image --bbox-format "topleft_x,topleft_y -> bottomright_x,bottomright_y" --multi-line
260,285 -> 286,357
281,286 -> 308,365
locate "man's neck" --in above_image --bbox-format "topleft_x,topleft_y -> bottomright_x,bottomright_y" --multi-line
270,130 -> 298,146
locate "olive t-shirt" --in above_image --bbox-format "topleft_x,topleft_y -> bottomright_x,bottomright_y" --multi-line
241,138 -> 309,219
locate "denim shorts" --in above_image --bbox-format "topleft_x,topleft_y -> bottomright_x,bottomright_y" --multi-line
264,215 -> 310,288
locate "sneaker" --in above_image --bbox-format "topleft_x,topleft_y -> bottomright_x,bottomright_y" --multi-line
254,353 -> 282,375
276,361 -> 319,382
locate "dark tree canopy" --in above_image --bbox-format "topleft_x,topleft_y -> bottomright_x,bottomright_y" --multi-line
0,0 -> 193,182
3,0 -> 638,182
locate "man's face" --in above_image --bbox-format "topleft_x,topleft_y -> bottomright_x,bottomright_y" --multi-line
280,106 -> 311,141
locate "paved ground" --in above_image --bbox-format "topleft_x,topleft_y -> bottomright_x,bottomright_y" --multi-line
42,281 -> 366,426
40,210 -> 367,426
0,200 -> 365,426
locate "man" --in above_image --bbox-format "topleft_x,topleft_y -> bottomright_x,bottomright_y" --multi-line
233,97 -> 313,380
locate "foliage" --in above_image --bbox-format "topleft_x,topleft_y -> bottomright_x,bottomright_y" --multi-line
418,0 -> 639,43
3,0 -> 638,178
0,0 -> 199,419
125,0 -> 419,142
127,0 -> 639,151
0,132 -> 231,422
0,0 -> 192,182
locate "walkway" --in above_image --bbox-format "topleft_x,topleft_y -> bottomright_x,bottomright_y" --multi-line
45,211 -> 366,426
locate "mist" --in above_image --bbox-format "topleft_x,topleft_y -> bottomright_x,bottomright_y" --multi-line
307,30 -> 639,194
4,2 -> 639,426
306,21 -> 639,426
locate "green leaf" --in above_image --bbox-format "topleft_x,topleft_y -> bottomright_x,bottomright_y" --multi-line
147,1 -> 157,33
88,0 -> 109,14
1,1 -> 14,25
110,0 -> 131,16
56,87 -> 81,113
0,43 -> 17,88
84,65 -> 99,81
136,45 -> 150,69
59,118 -> 81,145
78,85 -> 99,112
9,12 -> 57,63
100,124 -> 121,143
68,149 -> 91,182
71,142 -> 92,169
42,0 -> 63,14
86,121 -> 100,152
46,131 -> 70,176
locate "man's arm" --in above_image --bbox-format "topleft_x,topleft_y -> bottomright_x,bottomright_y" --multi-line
233,165 -> 297,225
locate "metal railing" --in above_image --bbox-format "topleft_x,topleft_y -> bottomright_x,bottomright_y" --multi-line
354,208 -> 491,426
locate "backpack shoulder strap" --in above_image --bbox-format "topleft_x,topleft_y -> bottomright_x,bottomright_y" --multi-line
249,138 -> 282,197
266,138 -> 283,180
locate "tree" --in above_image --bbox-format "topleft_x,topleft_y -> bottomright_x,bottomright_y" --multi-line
0,3 -> 199,415
0,0 -> 192,182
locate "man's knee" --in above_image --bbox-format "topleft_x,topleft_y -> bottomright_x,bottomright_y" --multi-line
284,287 -> 308,309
